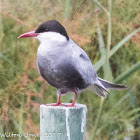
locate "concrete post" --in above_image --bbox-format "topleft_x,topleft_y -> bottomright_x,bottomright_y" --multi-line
40,103 -> 87,140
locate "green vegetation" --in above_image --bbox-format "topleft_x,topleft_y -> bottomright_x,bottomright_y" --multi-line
0,0 -> 140,139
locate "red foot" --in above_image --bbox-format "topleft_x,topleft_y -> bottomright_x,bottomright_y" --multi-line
53,103 -> 63,106
46,102 -> 63,106
64,103 -> 75,107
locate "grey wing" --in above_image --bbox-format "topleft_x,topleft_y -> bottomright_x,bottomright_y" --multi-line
69,40 -> 97,84
69,40 -> 111,98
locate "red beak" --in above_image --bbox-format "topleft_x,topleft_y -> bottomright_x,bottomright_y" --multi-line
18,31 -> 38,38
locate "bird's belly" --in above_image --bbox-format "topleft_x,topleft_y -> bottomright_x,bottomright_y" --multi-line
37,56 -> 88,93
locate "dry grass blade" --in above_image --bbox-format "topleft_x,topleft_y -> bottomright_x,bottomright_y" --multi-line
18,96 -> 24,140
0,121 -> 5,140
94,28 -> 140,72
114,61 -> 140,83
110,28 -> 140,57
93,0 -> 109,16
64,0 -> 72,19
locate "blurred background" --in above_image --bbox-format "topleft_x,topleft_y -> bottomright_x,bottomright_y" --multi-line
0,0 -> 140,140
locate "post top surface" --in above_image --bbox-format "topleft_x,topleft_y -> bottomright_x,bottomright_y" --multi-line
40,103 -> 87,110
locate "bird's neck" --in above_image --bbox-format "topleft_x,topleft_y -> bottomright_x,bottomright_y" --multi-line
37,39 -> 69,58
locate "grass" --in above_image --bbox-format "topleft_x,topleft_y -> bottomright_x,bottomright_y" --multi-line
0,0 -> 140,140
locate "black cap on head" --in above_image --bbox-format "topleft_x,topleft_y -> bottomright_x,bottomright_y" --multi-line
35,20 -> 69,40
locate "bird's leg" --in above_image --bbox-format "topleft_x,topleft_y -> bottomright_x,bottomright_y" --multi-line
53,92 -> 62,106
46,92 -> 62,106
65,92 -> 77,107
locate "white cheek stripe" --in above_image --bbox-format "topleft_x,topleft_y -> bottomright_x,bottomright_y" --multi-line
36,32 -> 67,43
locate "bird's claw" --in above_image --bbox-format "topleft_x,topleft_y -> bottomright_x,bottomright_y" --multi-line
45,103 -> 75,107
45,103 -> 63,106
64,103 -> 75,107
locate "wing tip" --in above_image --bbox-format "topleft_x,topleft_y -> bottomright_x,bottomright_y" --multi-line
115,84 -> 128,89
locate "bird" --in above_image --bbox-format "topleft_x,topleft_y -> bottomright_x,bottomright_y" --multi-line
18,20 -> 127,107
